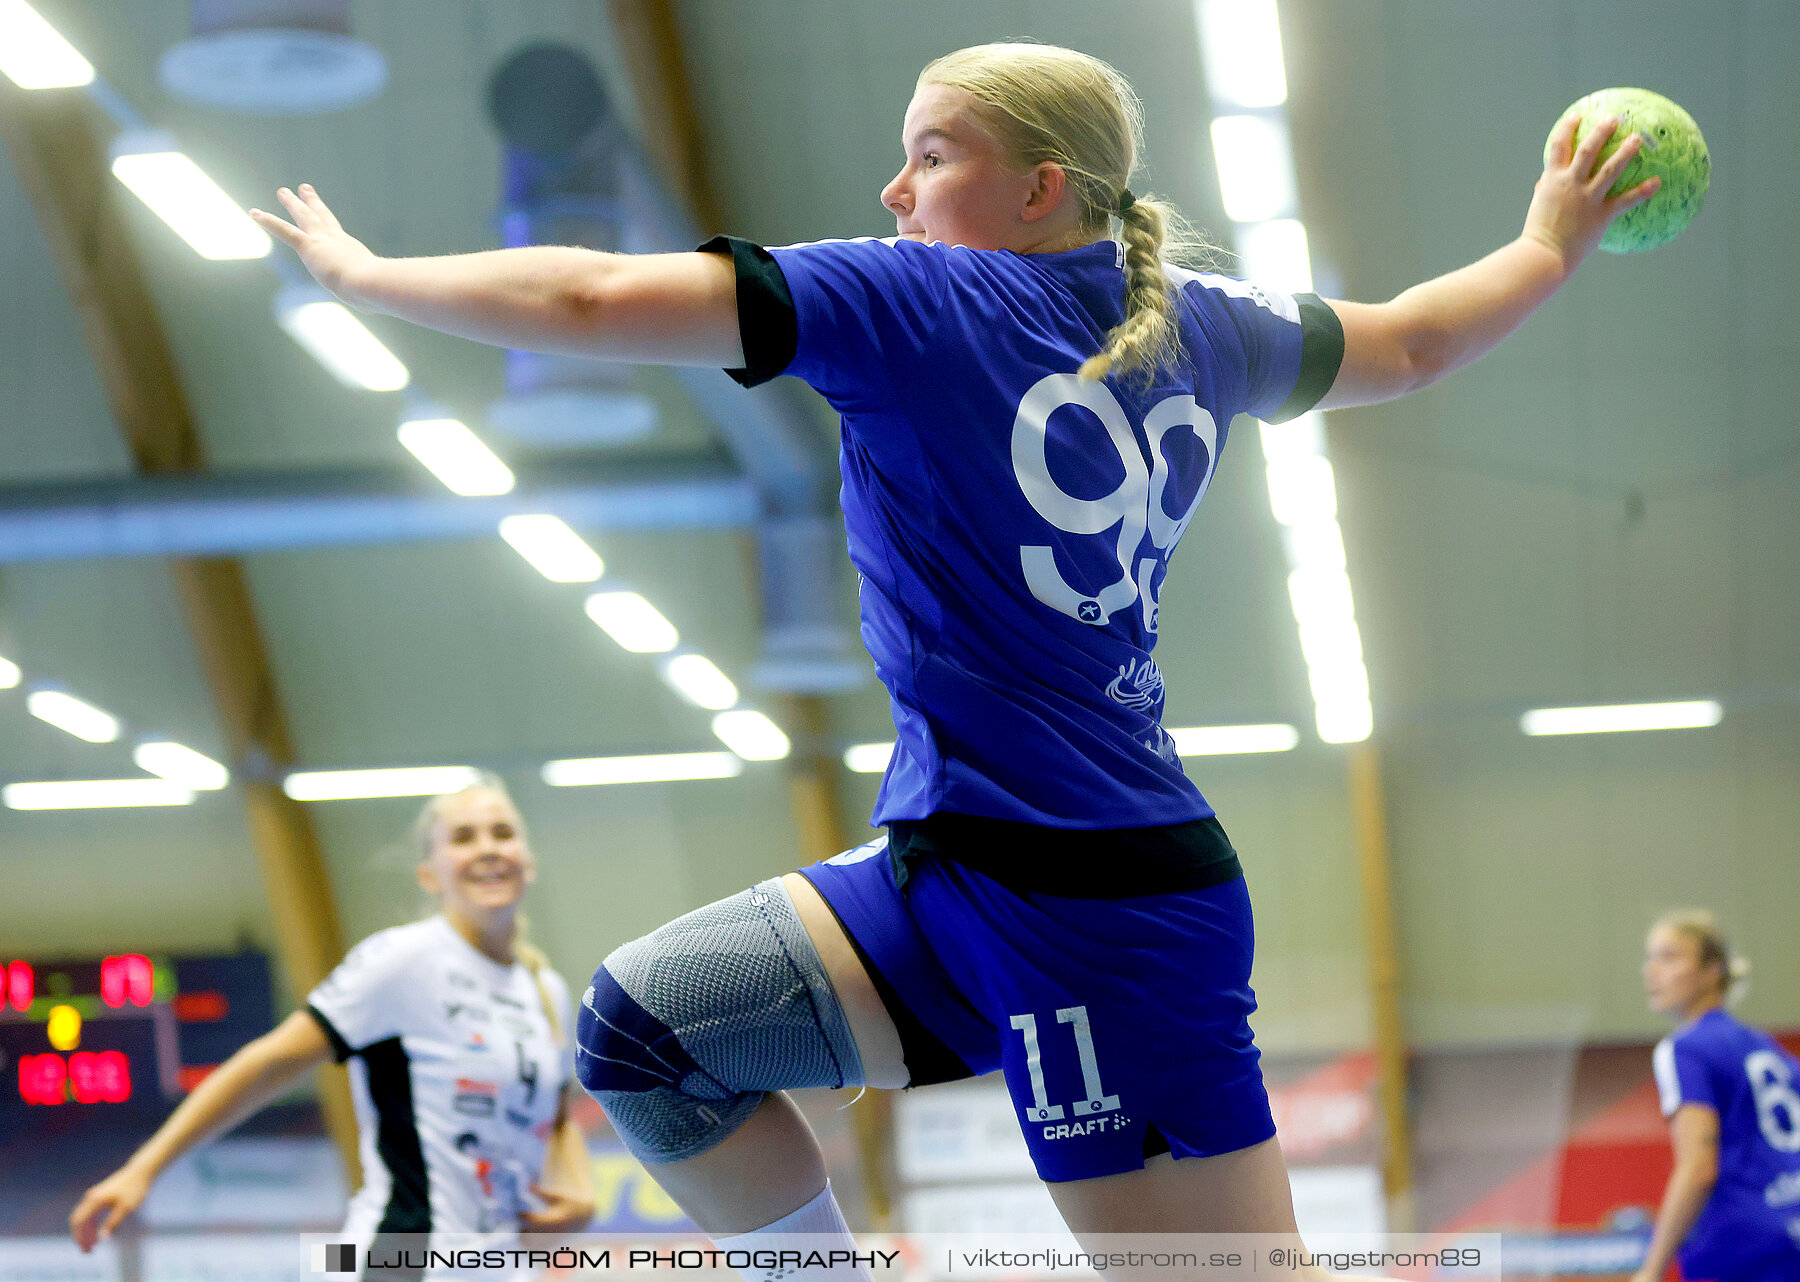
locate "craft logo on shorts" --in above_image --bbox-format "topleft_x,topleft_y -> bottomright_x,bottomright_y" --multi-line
311,1242 -> 356,1273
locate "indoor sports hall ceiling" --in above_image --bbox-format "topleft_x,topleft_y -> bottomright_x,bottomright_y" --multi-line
1,0 -> 1792,1045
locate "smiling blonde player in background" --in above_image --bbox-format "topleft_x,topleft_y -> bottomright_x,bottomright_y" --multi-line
70,778 -> 595,1274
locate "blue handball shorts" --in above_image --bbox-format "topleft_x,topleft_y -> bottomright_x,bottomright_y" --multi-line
799,835 -> 1276,1183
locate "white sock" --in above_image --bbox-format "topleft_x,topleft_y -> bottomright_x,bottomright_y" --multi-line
711,1181 -> 874,1281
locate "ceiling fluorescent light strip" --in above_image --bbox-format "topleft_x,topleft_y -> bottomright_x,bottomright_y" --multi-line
660,654 -> 739,711
1167,723 -> 1300,756
396,417 -> 512,495
111,143 -> 271,261
133,740 -> 230,790
1520,700 -> 1723,736
542,752 -> 743,787
711,710 -> 790,761
276,294 -> 410,392
498,514 -> 602,582
5,779 -> 194,810
1198,0 -> 1372,748
1248,302 -> 1372,744
842,741 -> 895,774
1209,115 -> 1297,224
1238,217 -> 1313,295
0,0 -> 95,89
26,689 -> 120,743
586,591 -> 679,653
283,765 -> 481,801
1195,0 -> 1287,109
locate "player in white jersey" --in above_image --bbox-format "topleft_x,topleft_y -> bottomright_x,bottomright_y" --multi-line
246,40 -> 1657,1281
69,778 -> 595,1270
1638,912 -> 1800,1282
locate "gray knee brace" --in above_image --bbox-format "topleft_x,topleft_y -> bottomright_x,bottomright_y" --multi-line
574,877 -> 864,1163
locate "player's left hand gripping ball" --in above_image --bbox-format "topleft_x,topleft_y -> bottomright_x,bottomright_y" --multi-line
1547,88 -> 1710,253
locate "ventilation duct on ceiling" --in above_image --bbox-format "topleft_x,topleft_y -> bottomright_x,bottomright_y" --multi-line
751,517 -> 868,691
478,40 -> 860,693
484,42 -> 657,447
158,0 -> 387,115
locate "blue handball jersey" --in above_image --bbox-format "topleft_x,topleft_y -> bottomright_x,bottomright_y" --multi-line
714,235 -> 1341,829
1653,1009 -> 1800,1280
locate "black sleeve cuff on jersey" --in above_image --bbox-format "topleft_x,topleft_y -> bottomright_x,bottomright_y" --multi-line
306,1003 -> 356,1064
696,235 -> 798,388
1265,293 -> 1345,423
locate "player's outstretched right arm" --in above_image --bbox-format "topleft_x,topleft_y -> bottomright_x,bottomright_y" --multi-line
68,1010 -> 332,1252
249,185 -> 743,369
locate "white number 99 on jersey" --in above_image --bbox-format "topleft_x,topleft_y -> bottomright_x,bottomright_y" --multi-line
1011,373 -> 1219,631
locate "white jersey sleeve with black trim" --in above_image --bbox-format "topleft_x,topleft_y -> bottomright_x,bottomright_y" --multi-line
307,922 -> 429,1059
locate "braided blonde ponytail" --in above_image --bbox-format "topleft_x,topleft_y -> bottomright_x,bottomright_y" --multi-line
1078,194 -> 1184,384
512,916 -> 564,1044
919,43 -> 1223,385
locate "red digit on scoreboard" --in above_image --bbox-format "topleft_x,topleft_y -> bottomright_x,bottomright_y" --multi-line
100,956 -> 125,1009
103,1051 -> 131,1103
5,960 -> 30,1012
127,955 -> 153,1006
69,1051 -> 132,1104
69,1053 -> 100,1104
101,954 -> 154,1008
19,1053 -> 67,1106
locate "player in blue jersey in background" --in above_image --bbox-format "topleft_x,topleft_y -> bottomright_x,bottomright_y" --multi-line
253,41 -> 1660,1279
1637,911 -> 1800,1282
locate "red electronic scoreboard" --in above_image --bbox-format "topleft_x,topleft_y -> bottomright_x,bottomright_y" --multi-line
0,950 -> 272,1124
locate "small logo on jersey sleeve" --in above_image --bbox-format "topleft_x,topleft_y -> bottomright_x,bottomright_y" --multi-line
826,834 -> 890,866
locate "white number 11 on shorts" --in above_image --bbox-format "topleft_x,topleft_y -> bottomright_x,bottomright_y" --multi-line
1010,1005 -> 1122,1123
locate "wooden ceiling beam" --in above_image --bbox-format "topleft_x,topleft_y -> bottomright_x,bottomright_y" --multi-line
0,79 -> 359,1179
606,0 -> 726,233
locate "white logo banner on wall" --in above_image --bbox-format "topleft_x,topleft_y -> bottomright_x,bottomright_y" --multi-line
140,1139 -> 346,1228
141,1234 -> 311,1282
895,1079 -> 1037,1183
0,1236 -> 119,1282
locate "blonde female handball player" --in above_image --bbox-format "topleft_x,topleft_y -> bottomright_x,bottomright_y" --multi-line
1636,913 -> 1800,1282
244,43 -> 1657,1277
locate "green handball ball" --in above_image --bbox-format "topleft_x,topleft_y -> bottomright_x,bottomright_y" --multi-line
1545,88 -> 1710,253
